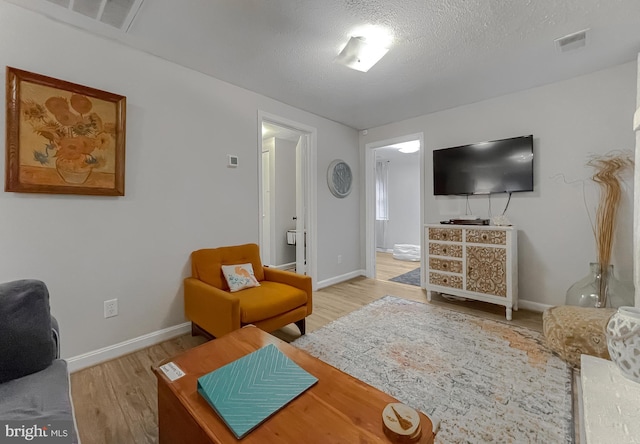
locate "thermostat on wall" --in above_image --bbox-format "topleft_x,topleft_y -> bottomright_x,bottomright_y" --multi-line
227,154 -> 238,168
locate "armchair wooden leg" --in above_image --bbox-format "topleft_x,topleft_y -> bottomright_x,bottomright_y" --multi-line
191,322 -> 215,341
294,319 -> 306,336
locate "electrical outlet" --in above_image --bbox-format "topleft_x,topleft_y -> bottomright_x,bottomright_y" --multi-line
104,299 -> 118,318
337,254 -> 342,264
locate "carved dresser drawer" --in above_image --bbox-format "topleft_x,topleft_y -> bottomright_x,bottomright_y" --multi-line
428,227 -> 462,242
428,243 -> 463,258
429,257 -> 463,274
465,229 -> 506,245
429,272 -> 463,289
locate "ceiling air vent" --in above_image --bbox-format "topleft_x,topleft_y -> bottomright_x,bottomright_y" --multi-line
44,0 -> 145,31
555,29 -> 589,53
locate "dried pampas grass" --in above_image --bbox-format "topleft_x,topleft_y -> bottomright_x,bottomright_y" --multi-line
586,150 -> 634,305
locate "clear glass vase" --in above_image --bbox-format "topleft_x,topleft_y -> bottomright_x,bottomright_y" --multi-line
565,262 -> 634,308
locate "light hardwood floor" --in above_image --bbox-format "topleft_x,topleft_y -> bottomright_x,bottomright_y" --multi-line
375,250 -> 420,281
373,252 -> 542,331
70,258 -> 542,443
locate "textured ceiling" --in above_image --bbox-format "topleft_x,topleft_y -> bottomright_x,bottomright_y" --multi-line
9,0 -> 640,129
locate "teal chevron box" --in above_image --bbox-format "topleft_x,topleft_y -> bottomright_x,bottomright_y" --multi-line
197,344 -> 318,438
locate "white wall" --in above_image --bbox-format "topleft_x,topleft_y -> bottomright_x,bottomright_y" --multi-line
635,53 -> 640,308
273,138 -> 296,265
376,153 -> 421,250
0,2 -> 360,359
388,153 -> 421,248
361,61 -> 637,309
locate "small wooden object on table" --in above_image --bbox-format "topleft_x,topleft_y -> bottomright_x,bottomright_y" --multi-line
152,325 -> 435,444
382,403 -> 423,443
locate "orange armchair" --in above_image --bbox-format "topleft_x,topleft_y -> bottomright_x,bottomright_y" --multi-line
184,243 -> 312,339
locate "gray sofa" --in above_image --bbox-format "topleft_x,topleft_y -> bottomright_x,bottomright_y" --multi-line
0,279 -> 79,443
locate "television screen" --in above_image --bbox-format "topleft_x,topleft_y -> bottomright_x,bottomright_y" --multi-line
433,135 -> 533,195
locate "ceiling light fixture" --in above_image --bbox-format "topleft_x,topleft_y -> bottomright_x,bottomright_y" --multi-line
389,140 -> 420,154
335,36 -> 390,72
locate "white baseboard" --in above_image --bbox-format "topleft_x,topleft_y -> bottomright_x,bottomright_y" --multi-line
66,322 -> 191,373
518,299 -> 551,313
64,296 -> 551,372
317,269 -> 366,289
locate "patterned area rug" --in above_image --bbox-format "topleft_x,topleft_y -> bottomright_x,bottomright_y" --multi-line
292,296 -> 572,443
389,267 -> 421,286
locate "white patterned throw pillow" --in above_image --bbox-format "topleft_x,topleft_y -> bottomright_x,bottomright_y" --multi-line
221,263 -> 261,292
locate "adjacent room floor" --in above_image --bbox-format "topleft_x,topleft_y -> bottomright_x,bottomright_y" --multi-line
375,251 -> 418,281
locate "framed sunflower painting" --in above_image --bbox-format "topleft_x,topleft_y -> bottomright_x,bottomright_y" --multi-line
5,67 -> 126,195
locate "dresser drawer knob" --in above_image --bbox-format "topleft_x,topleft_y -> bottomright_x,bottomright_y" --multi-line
443,233 -> 448,239
443,278 -> 448,283
482,234 -> 488,240
442,248 -> 448,254
443,263 -> 448,269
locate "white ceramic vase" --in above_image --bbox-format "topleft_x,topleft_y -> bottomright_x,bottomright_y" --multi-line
605,306 -> 640,383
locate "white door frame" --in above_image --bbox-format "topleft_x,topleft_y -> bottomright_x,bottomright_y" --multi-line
261,144 -> 275,265
364,133 -> 425,285
633,103 -> 640,307
258,111 -> 318,290
294,136 -> 307,275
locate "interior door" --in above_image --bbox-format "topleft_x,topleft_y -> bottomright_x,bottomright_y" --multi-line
261,150 -> 272,265
295,135 -> 307,274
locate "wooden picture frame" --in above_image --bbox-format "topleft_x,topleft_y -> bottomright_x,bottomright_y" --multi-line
5,67 -> 126,196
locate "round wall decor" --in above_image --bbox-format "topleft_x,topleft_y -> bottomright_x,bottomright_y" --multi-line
327,159 -> 352,198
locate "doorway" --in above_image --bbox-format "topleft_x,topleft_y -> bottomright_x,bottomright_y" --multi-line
258,112 -> 317,288
364,133 -> 425,285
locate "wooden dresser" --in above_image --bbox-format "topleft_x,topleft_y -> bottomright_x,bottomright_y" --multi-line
424,224 -> 518,320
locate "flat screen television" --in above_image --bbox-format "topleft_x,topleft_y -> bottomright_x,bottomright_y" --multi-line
433,135 -> 533,195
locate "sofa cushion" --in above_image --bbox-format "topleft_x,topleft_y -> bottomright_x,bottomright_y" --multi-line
0,359 -> 79,443
543,305 -> 615,368
0,280 -> 55,384
238,282 -> 307,324
222,263 -> 261,292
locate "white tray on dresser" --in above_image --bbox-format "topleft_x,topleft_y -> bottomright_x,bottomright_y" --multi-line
424,224 -> 518,320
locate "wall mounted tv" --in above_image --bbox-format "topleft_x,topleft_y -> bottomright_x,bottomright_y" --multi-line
433,135 -> 534,195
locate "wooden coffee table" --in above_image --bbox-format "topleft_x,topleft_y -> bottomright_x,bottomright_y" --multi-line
153,325 -> 435,443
